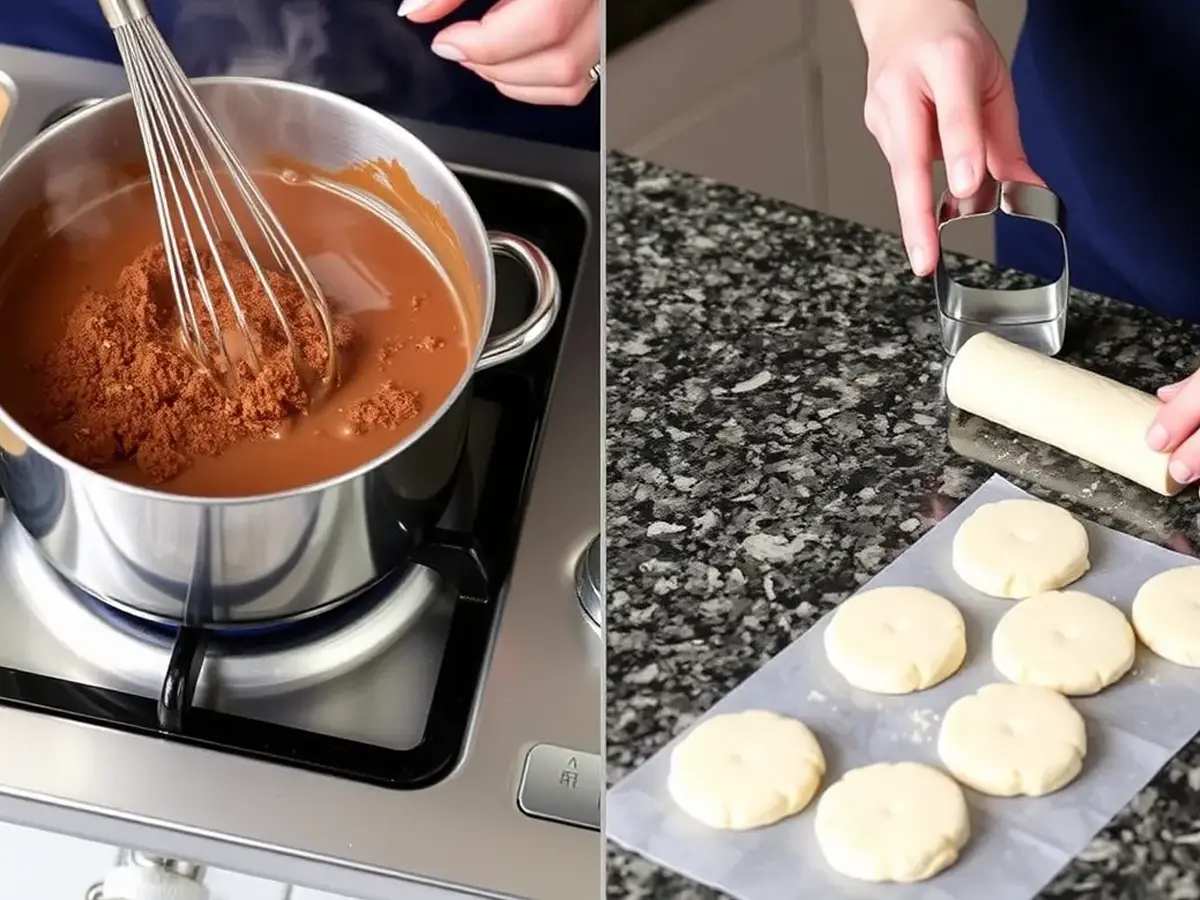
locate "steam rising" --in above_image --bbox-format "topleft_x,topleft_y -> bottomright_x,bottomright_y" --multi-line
172,0 -> 451,115
8,0 -> 455,273
174,0 -> 330,83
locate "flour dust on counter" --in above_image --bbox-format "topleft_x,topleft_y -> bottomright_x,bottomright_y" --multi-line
605,153 -> 1200,899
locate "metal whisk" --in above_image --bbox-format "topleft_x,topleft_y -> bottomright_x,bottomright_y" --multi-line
98,0 -> 338,391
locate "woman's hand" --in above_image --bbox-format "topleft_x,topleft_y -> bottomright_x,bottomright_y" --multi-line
853,0 -> 1042,275
399,0 -> 599,105
1147,374 -> 1200,485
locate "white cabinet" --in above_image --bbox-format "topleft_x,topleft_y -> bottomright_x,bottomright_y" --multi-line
0,821 -> 118,898
204,867 -> 291,900
0,820 -> 466,898
0,821 -> 289,900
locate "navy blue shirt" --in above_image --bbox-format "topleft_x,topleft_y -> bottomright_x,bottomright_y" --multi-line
0,0 -> 599,150
997,0 -> 1197,320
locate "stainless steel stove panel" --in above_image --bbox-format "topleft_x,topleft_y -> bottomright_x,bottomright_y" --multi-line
0,512 -> 455,748
0,45 -> 601,900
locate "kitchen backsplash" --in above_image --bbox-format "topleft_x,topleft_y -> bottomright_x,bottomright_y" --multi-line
609,0 -> 1027,262
606,0 -> 711,53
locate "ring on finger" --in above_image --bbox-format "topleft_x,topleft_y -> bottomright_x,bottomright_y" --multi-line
588,63 -> 601,85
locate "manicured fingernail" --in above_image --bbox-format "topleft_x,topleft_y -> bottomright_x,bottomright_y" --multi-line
1159,380 -> 1187,398
1147,423 -> 1170,451
397,0 -> 433,16
1170,459 -> 1195,484
951,159 -> 975,195
909,245 -> 928,275
431,42 -> 465,61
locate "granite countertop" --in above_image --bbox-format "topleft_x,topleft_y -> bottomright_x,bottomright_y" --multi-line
605,151 -> 1200,900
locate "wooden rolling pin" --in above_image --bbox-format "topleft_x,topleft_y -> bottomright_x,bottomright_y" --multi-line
945,332 -> 1183,496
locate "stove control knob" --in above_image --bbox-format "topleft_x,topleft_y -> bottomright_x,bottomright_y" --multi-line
575,535 -> 602,634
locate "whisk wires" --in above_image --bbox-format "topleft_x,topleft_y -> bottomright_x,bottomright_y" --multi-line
107,11 -> 338,392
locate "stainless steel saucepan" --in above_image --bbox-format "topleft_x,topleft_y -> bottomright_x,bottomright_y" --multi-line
0,77 -> 560,626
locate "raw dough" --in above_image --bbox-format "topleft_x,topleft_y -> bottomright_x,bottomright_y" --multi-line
1132,567 -> 1200,667
945,332 -> 1181,496
814,762 -> 969,883
824,587 -> 966,694
667,709 -> 826,830
937,683 -> 1087,797
952,499 -> 1089,599
992,590 -> 1135,695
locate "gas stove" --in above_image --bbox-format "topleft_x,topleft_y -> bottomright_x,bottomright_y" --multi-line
0,45 -> 600,900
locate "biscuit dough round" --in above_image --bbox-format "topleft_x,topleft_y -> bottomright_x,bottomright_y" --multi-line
992,590 -> 1135,695
824,587 -> 966,694
938,683 -> 1087,797
1133,567 -> 1200,667
814,762 -> 969,883
952,499 -> 1090,599
667,710 -> 826,830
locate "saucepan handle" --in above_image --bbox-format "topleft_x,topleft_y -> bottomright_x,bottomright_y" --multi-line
477,232 -> 561,371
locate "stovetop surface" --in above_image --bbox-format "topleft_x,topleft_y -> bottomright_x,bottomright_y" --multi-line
0,44 -> 600,900
0,166 -> 587,791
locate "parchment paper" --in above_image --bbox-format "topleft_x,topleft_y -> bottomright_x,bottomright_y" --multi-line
608,475 -> 1200,900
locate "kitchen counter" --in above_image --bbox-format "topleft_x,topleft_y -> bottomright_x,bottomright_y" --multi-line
605,151 -> 1200,900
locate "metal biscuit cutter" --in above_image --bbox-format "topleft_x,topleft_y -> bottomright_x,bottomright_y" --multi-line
935,179 -> 1069,357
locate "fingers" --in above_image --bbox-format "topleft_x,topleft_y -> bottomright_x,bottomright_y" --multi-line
866,35 -> 990,278
1168,532 -> 1194,555
1169,430 -> 1200,486
397,0 -> 469,24
432,0 -> 593,66
1158,375 -> 1191,401
1147,374 -> 1200,484
923,38 -> 986,198
463,0 -> 598,98
492,81 -> 593,105
867,77 -> 937,276
979,75 -> 1045,186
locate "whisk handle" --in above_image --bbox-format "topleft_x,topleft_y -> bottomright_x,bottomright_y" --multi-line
98,0 -> 151,29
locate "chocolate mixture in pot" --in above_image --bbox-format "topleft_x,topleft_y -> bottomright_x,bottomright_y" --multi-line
0,170 -> 472,497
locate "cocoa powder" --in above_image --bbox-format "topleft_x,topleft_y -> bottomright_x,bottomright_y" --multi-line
344,382 -> 422,436
32,242 -> 422,484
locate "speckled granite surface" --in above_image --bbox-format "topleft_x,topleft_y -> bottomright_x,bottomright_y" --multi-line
605,151 -> 1200,900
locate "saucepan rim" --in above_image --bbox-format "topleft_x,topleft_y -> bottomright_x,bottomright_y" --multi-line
0,75 -> 503,507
